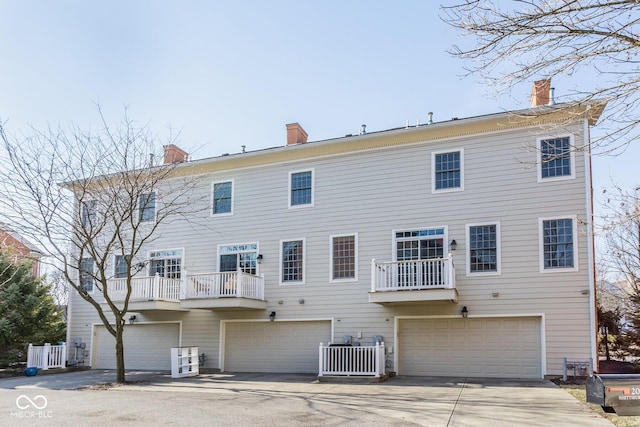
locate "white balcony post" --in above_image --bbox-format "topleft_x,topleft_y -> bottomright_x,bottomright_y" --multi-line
371,259 -> 376,292
182,270 -> 188,299
259,274 -> 265,299
318,342 -> 324,377
42,343 -> 51,370
61,343 -> 67,368
446,254 -> 453,289
237,269 -> 243,298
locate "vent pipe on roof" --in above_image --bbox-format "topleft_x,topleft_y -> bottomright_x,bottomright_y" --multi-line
428,112 -> 433,125
360,124 -> 367,135
550,87 -> 556,105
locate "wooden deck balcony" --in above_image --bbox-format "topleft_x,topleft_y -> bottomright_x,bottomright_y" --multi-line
368,257 -> 458,304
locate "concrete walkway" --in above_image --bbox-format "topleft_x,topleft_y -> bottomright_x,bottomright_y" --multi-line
0,371 -> 613,426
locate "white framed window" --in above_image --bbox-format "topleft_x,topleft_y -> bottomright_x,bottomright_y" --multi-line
330,233 -> 358,282
80,257 -> 94,292
80,199 -> 97,228
280,238 -> 305,284
432,149 -> 464,193
114,255 -> 131,279
539,216 -> 578,272
466,222 -> 501,276
139,192 -> 157,222
211,180 -> 234,216
537,135 -> 575,182
148,249 -> 184,279
218,243 -> 258,275
288,169 -> 314,208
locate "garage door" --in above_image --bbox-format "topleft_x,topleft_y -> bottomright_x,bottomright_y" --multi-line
224,321 -> 331,373
398,317 -> 541,378
93,323 -> 180,370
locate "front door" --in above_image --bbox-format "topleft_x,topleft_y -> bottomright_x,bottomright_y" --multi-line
395,229 -> 445,288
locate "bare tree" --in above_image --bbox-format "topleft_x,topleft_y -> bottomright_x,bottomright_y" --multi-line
442,0 -> 640,153
0,109 -> 203,383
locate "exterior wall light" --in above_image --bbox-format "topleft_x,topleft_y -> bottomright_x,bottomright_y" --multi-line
257,254 -> 263,264
128,315 -> 137,325
269,311 -> 276,321
450,239 -> 457,251
461,306 -> 468,318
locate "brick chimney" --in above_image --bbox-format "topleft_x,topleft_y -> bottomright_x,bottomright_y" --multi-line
286,123 -> 308,145
530,79 -> 551,107
163,144 -> 188,164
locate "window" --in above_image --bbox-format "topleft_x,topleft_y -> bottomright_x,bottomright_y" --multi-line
281,239 -> 305,284
538,136 -> 575,181
80,257 -> 94,292
212,181 -> 233,215
218,243 -> 258,275
139,192 -> 156,222
540,217 -> 577,271
80,200 -> 97,228
289,170 -> 314,207
467,223 -> 500,275
114,255 -> 130,279
432,149 -> 463,192
394,228 -> 447,288
331,234 -> 357,282
149,249 -> 183,279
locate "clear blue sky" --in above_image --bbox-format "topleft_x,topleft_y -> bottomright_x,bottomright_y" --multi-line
0,1 -> 636,198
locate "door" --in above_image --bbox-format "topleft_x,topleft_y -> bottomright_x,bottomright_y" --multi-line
396,234 -> 444,288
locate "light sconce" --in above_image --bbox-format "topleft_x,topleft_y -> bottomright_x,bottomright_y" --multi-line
450,239 -> 457,251
257,254 -> 263,264
298,298 -> 305,304
269,311 -> 276,321
492,292 -> 500,298
461,306 -> 468,318
128,315 -> 137,325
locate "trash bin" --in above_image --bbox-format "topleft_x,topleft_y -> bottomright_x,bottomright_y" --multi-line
586,374 -> 640,416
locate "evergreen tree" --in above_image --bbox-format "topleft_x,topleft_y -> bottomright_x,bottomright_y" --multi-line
0,252 -> 66,366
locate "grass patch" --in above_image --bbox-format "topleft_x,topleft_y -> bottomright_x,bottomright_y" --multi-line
558,382 -> 640,427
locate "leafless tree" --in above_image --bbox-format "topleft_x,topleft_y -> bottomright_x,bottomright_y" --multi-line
0,108 -> 204,383
442,0 -> 640,153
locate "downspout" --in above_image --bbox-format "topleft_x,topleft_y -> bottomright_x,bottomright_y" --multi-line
584,116 -> 598,372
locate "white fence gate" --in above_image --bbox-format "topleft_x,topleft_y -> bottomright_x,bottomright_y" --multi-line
27,343 -> 67,370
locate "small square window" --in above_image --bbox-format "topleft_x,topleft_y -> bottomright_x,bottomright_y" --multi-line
331,234 -> 357,281
212,181 -> 233,215
139,193 -> 156,222
289,170 -> 313,207
432,150 -> 464,193
538,136 -> 574,181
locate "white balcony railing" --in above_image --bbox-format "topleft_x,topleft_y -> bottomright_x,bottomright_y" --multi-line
184,270 -> 265,301
108,275 -> 182,302
318,342 -> 386,377
106,270 -> 265,304
27,343 -> 66,370
371,256 -> 456,292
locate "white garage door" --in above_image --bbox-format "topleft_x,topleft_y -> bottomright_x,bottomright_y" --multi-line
224,321 -> 331,373
399,317 -> 541,379
93,323 -> 180,370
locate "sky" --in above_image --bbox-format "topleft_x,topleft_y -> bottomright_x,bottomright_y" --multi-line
0,1 -> 637,201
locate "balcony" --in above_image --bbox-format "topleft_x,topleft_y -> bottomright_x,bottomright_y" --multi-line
368,257 -> 458,304
107,275 -> 184,311
180,270 -> 267,310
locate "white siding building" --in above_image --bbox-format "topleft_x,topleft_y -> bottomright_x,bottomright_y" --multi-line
67,90 -> 605,379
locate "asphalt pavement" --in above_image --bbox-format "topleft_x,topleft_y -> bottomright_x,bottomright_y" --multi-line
0,370 -> 614,426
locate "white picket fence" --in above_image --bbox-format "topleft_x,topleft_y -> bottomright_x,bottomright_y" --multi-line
27,343 -> 67,370
318,342 -> 386,377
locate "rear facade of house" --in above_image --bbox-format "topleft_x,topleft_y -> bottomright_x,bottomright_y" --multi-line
67,97 -> 603,379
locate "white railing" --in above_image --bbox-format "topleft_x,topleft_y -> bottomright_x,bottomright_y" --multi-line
184,270 -> 265,301
108,276 -> 181,302
371,256 -> 456,292
318,342 -> 386,377
27,343 -> 66,370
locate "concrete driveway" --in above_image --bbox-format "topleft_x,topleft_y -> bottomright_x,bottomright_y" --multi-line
0,370 -> 613,426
